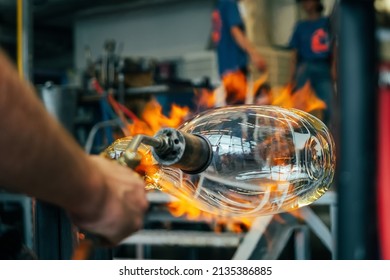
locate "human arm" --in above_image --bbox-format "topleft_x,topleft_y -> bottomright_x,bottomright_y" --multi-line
0,51 -> 148,244
331,42 -> 337,82
289,49 -> 298,85
231,26 -> 266,71
222,1 -> 266,71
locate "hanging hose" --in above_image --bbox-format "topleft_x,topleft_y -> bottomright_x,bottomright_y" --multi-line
107,91 -> 131,136
117,102 -> 140,122
91,78 -> 140,138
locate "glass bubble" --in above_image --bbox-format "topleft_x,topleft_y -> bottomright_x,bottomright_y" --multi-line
103,105 -> 336,217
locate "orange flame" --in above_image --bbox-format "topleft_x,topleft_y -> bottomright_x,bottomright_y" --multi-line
129,143 -> 255,233
193,75 -> 326,116
194,88 -> 216,111
222,70 -> 248,104
272,81 -> 326,113
128,97 -> 190,136
137,156 -> 255,233
167,200 -> 254,233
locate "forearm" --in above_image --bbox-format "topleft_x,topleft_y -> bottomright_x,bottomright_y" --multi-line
0,51 -> 105,219
289,50 -> 298,83
331,43 -> 337,81
231,26 -> 258,57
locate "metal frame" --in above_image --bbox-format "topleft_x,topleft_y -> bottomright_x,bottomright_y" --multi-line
0,193 -> 34,250
232,191 -> 337,260
120,190 -> 337,260
17,0 -> 33,81
337,0 -> 378,259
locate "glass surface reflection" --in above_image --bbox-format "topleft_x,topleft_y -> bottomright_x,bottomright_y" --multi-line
104,105 -> 336,217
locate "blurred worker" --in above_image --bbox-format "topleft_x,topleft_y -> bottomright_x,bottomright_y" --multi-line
289,0 -> 336,126
0,51 -> 148,247
212,0 -> 266,105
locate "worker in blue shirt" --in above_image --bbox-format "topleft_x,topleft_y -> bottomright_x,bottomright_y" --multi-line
289,0 -> 336,126
212,0 -> 266,105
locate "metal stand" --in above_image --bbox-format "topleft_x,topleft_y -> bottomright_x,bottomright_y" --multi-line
0,193 -> 34,250
233,191 -> 336,260
337,0 -> 378,259
120,190 -> 337,260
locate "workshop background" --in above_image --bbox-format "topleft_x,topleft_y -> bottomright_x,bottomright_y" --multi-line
0,0 -> 388,260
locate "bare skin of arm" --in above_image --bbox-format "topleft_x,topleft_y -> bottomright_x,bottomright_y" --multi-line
0,51 -> 148,245
289,49 -> 298,85
331,43 -> 337,82
231,26 -> 267,71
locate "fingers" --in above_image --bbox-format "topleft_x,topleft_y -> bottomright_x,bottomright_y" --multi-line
250,52 -> 267,72
73,156 -> 149,246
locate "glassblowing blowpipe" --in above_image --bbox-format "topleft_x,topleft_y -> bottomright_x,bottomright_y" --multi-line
102,105 -> 336,217
115,128 -> 213,174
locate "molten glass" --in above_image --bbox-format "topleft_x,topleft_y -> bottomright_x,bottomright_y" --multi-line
102,105 -> 336,217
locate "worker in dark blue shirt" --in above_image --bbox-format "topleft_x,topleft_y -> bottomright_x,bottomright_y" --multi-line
212,0 -> 266,105
289,0 -> 336,126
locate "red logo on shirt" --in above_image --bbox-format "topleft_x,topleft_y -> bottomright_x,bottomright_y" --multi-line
212,10 -> 222,45
311,28 -> 329,53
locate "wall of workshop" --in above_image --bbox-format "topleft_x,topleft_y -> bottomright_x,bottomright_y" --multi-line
268,0 -> 298,47
74,0 -> 215,73
73,0 -> 336,85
